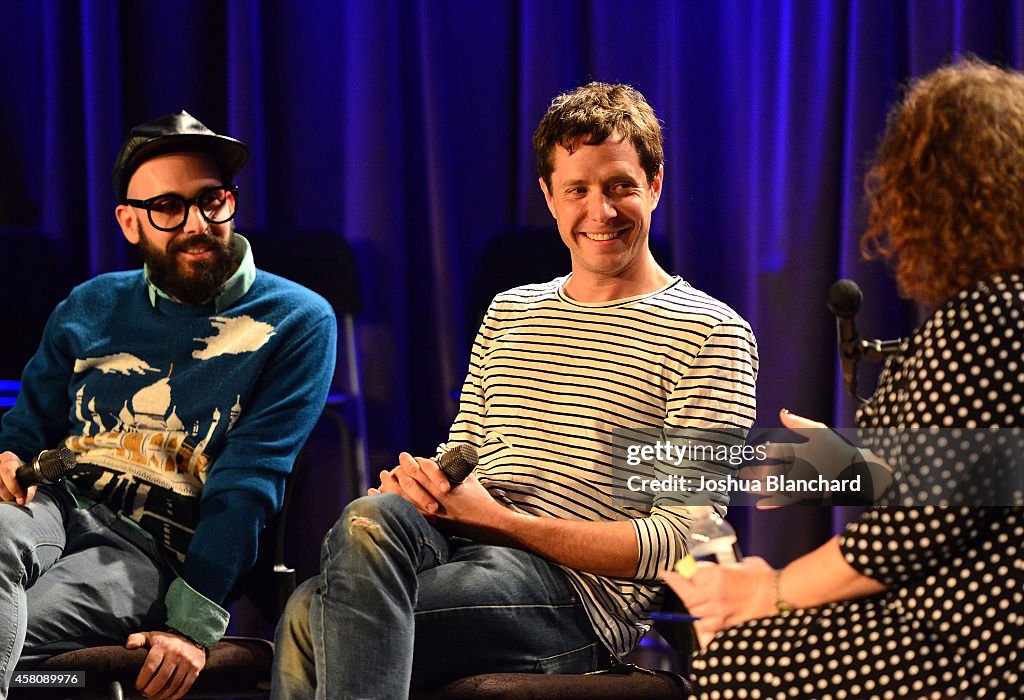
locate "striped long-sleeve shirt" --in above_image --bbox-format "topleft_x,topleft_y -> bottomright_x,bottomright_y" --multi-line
444,275 -> 758,656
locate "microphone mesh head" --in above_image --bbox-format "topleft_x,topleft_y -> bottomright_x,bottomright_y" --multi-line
37,446 -> 78,482
437,444 -> 479,484
827,279 -> 863,319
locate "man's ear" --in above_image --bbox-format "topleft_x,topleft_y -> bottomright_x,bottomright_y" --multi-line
649,165 -> 664,211
539,177 -> 557,219
115,205 -> 140,245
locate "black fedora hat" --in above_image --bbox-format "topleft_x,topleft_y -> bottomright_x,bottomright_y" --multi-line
112,110 -> 249,201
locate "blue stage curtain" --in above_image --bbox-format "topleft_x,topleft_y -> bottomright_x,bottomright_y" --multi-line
2,0 -> 1023,567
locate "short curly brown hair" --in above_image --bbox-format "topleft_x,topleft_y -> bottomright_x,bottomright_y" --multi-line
861,58 -> 1024,305
532,82 -> 663,189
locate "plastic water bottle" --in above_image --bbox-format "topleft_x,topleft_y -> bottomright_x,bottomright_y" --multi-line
687,506 -> 742,564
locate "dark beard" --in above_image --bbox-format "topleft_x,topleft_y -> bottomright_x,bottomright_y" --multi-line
139,231 -> 236,306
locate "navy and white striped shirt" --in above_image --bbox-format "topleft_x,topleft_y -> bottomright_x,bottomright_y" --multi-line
444,275 -> 758,655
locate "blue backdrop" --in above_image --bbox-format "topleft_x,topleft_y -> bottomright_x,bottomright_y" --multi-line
2,0 -> 1022,573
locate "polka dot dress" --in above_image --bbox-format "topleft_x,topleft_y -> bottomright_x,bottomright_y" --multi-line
694,273 -> 1024,699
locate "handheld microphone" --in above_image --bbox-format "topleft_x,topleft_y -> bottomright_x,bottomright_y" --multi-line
15,446 -> 78,489
827,279 -> 864,402
436,444 -> 479,484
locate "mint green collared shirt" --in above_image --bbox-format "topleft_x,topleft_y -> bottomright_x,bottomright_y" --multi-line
144,233 -> 256,312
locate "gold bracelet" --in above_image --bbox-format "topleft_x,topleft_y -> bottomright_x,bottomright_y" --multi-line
773,569 -> 795,613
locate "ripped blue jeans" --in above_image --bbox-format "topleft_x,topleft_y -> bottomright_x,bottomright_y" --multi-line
272,493 -> 607,700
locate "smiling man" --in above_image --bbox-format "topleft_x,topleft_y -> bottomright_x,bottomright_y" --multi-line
118,151 -> 239,306
0,112 -> 336,700
272,83 -> 758,698
536,88 -> 668,302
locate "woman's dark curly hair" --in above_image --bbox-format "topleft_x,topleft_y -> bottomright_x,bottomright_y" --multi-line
862,58 -> 1024,305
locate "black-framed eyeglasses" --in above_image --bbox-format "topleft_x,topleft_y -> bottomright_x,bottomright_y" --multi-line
124,185 -> 239,232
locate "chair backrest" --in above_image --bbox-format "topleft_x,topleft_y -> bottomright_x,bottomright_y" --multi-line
240,229 -> 369,581
0,229 -> 78,382
243,229 -> 359,315
468,227 -> 568,342
467,227 -> 672,342
242,229 -> 368,488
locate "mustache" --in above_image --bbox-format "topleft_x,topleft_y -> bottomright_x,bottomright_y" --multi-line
168,233 -> 230,254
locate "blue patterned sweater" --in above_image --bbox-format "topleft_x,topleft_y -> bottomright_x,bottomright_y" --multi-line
0,265 -> 336,645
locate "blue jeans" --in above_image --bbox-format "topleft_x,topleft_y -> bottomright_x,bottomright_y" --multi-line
272,494 -> 607,700
0,486 -> 174,698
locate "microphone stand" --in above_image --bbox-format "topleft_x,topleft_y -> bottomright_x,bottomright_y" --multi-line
840,336 -> 903,403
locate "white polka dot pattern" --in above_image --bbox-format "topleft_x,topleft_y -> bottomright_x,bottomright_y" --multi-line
694,273 -> 1024,699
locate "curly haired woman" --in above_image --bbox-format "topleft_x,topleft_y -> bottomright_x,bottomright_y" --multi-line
667,59 -> 1024,700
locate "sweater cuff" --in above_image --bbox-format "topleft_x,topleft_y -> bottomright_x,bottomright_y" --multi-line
164,577 -> 230,648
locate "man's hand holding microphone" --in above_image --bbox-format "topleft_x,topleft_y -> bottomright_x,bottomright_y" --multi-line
0,446 -> 77,505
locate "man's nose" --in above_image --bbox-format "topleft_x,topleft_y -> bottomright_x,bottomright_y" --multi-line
181,201 -> 208,233
586,192 -> 615,222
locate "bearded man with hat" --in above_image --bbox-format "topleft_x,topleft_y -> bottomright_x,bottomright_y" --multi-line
0,111 -> 336,700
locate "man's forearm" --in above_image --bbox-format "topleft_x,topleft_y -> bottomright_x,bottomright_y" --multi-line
486,509 -> 640,578
391,458 -> 642,577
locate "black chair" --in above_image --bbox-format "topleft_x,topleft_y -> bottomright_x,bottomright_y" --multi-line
0,230 -> 77,365
0,379 -> 19,414
243,230 -> 369,497
18,638 -> 275,700
0,228 -> 79,415
412,591 -> 695,699
417,670 -> 689,700
466,227 -> 672,343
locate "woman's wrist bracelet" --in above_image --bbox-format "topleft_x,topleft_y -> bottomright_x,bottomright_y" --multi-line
773,569 -> 795,613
